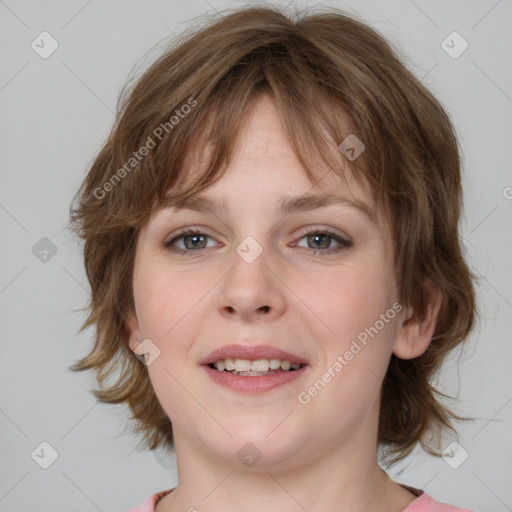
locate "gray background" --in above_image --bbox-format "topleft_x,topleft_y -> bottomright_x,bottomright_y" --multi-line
1,0 -> 511,511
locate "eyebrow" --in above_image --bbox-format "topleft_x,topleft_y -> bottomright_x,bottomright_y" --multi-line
161,193 -> 377,224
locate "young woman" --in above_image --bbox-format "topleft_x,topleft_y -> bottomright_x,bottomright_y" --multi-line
69,6 -> 476,512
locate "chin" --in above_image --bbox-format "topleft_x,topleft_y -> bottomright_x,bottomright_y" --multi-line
195,419 -> 308,469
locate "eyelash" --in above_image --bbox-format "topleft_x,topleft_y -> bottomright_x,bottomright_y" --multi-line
163,227 -> 353,256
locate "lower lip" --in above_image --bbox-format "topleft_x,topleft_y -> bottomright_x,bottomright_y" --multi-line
202,365 -> 309,393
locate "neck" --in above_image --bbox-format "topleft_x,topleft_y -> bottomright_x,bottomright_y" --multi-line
156,437 -> 416,512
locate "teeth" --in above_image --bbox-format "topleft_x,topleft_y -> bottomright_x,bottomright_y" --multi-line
234,359 -> 252,372
251,359 -> 269,372
280,360 -> 291,371
212,358 -> 303,373
269,358 -> 281,370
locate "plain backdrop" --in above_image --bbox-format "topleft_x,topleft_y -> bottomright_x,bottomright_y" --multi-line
1,1 -> 511,511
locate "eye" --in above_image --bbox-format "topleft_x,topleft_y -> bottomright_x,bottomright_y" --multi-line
164,229 -> 218,255
293,228 -> 352,255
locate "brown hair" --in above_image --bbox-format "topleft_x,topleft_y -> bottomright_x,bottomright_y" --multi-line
68,5 -> 476,467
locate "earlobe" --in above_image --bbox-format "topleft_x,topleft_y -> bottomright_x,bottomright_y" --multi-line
125,309 -> 141,353
392,281 -> 443,360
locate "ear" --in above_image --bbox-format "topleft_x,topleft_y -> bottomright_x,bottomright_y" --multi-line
125,309 -> 142,353
393,280 -> 443,359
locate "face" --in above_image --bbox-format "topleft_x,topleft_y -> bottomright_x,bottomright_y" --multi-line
127,95 -> 411,470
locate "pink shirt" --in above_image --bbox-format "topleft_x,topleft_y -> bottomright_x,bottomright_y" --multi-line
122,485 -> 476,512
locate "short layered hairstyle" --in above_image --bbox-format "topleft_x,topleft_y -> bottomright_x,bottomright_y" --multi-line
69,6 -> 476,466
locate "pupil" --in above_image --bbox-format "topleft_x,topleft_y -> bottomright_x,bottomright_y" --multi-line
309,234 -> 329,249
185,234 -> 205,249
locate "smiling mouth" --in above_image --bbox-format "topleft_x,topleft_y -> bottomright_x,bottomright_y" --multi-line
207,358 -> 305,376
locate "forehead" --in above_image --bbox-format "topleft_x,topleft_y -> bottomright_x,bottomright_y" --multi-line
153,94 -> 388,236
172,94 -> 374,201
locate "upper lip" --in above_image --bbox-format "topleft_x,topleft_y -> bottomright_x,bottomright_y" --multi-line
200,344 -> 309,365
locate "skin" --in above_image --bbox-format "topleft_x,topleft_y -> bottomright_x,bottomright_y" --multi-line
126,94 -> 442,512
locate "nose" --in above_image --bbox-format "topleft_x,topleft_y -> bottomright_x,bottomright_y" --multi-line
215,241 -> 287,323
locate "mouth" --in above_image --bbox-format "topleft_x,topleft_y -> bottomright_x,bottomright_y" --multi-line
200,343 -> 308,374
207,358 -> 304,376
200,344 -> 309,392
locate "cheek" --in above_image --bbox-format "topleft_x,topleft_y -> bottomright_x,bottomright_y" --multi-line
294,260 -> 399,391
132,262 -> 207,424
133,258 -> 203,334
299,261 -> 397,334
134,273 -> 173,335
298,268 -> 398,425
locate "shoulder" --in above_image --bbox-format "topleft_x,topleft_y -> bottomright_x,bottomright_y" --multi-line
404,490 -> 476,512
120,489 -> 174,512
